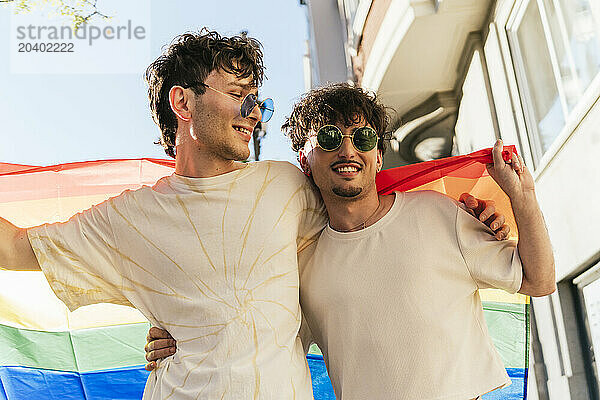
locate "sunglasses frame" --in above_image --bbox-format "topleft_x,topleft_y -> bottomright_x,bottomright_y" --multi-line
185,82 -> 274,122
312,124 -> 379,153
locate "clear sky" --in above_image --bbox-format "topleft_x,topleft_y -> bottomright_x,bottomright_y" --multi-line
0,0 -> 309,166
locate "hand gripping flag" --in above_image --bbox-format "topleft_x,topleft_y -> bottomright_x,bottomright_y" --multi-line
0,148 -> 529,400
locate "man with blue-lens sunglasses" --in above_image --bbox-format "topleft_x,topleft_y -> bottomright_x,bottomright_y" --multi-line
2,29 -> 323,400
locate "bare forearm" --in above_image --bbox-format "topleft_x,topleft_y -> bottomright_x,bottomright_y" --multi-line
511,191 -> 555,296
0,216 -> 40,271
485,140 -> 555,296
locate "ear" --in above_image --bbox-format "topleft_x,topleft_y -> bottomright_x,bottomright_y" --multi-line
298,150 -> 311,176
376,149 -> 383,172
169,86 -> 192,122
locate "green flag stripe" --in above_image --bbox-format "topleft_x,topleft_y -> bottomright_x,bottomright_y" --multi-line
0,302 -> 527,372
483,302 -> 527,368
308,343 -> 322,356
0,322 -> 149,372
483,300 -> 527,314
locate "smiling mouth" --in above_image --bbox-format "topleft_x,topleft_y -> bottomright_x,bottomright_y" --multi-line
233,126 -> 253,142
332,164 -> 362,175
233,126 -> 252,135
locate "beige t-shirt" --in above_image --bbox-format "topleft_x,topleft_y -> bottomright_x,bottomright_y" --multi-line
28,160 -> 327,400
299,190 -> 523,400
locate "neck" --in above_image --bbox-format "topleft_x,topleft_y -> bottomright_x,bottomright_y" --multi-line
175,150 -> 244,178
323,189 -> 395,232
174,137 -> 246,178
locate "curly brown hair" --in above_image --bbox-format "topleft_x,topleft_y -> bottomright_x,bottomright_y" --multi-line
282,83 -> 389,156
145,29 -> 265,158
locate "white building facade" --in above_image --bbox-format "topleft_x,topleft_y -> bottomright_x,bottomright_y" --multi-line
302,1 -> 600,399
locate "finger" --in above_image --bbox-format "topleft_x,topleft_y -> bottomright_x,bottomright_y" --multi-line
517,153 -> 526,174
146,347 -> 176,362
145,361 -> 156,371
492,139 -> 504,168
511,152 -> 520,175
146,338 -> 176,352
479,201 -> 496,222
495,225 -> 510,240
459,194 -> 479,217
148,327 -> 172,340
459,193 -> 476,208
490,214 -> 505,231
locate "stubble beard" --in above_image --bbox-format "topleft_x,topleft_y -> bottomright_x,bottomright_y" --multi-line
225,142 -> 250,161
215,129 -> 250,161
332,185 -> 362,198
192,116 -> 250,162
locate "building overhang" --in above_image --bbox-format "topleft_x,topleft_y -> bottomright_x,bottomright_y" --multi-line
360,0 -> 492,118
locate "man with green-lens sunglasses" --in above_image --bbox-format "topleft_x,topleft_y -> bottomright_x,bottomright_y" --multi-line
287,83 -> 555,399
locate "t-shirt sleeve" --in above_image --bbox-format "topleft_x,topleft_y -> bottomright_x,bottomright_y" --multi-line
455,203 -> 523,294
27,198 -> 132,311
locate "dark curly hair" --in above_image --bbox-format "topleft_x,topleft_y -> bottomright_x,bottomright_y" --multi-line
282,83 -> 389,157
145,29 -> 265,158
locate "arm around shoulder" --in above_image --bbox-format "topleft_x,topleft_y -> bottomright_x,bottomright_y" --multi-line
0,216 -> 40,271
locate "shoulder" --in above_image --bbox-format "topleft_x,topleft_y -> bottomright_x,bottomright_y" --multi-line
259,162 -> 323,210
258,160 -> 303,174
402,190 -> 459,212
102,185 -> 154,211
150,174 -> 175,193
256,160 -> 310,184
397,190 -> 462,229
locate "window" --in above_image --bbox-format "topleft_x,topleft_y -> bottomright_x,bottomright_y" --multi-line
574,262 -> 600,391
455,49 -> 498,155
509,0 -> 600,162
554,0 -> 600,107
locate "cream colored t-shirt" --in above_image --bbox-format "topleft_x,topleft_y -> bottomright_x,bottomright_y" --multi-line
299,190 -> 523,400
28,160 -> 326,400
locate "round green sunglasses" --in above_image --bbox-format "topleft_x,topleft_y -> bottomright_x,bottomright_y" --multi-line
312,125 -> 379,152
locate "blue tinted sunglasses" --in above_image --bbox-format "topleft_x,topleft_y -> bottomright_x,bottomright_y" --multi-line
186,82 -> 274,123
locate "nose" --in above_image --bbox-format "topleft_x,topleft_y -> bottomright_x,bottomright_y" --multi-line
246,102 -> 262,125
337,135 -> 357,159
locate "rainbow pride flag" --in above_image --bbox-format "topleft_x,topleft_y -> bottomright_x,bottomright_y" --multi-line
0,149 -> 529,399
